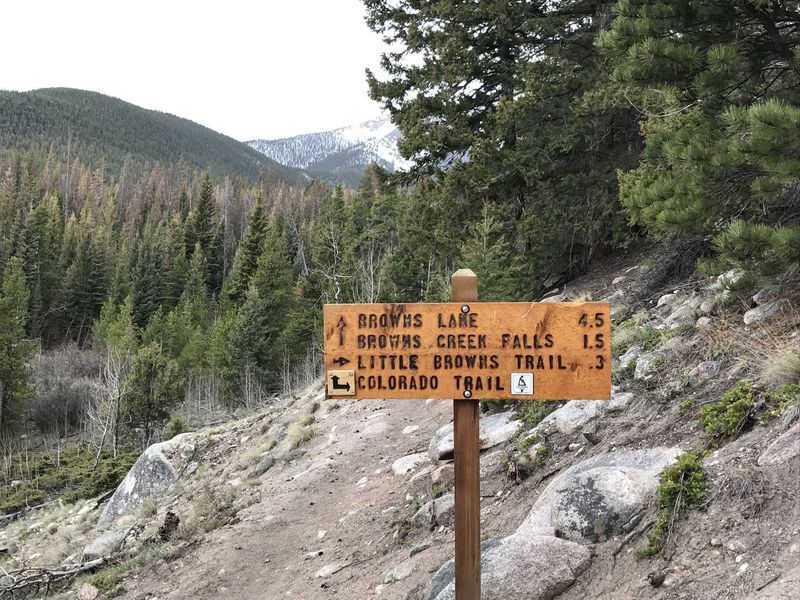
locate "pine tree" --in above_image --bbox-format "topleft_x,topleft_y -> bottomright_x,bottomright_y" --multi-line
162,213 -> 189,309
227,220 -> 298,392
460,203 -> 524,301
180,243 -> 210,328
206,308 -> 237,392
598,0 -> 800,273
225,194 -> 269,304
0,257 -> 35,433
178,188 -> 190,219
226,287 -> 271,400
94,295 -> 137,356
365,0 -> 637,291
184,173 -> 222,292
130,223 -> 165,328
122,342 -> 184,449
22,197 -> 63,338
62,206 -> 108,342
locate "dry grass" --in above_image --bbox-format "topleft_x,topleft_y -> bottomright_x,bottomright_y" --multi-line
236,437 -> 277,470
0,500 -> 98,570
690,301 -> 799,382
286,422 -> 314,449
177,485 -> 239,540
282,399 -> 319,449
713,466 -> 771,518
763,352 -> 800,387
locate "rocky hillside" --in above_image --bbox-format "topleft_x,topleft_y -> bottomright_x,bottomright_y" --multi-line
1,248 -> 798,600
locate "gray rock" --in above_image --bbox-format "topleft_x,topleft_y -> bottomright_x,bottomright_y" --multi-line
658,335 -> 693,354
315,562 -> 348,578
657,292 -> 680,307
405,466 -> 434,499
384,556 -> 418,583
634,352 -> 662,380
618,345 -> 642,370
76,583 -> 100,600
413,493 -> 455,528
248,455 -> 275,478
752,286 -> 781,305
663,304 -> 698,330
688,360 -> 722,387
699,299 -> 718,315
425,539 -> 502,600
744,299 -> 790,326
518,448 -> 681,542
427,533 -> 591,600
607,391 -> 634,412
528,390 -> 630,439
429,411 -> 519,461
717,269 -> 746,290
686,295 -> 705,309
83,526 -> 133,560
758,423 -> 800,466
97,434 -> 197,528
392,452 -> 429,476
538,401 -> 605,435
696,316 -> 713,329
431,464 -> 454,488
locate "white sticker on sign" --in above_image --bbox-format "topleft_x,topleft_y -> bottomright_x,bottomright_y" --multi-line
511,373 -> 533,395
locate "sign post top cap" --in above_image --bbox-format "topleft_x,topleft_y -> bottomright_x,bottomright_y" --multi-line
451,268 -> 477,280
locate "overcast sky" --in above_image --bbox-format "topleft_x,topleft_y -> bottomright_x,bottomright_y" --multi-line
1,0 -> 389,141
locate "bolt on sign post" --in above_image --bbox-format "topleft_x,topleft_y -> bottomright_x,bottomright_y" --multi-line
323,269 -> 611,600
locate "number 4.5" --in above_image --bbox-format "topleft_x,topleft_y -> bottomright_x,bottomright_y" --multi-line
579,312 -> 605,327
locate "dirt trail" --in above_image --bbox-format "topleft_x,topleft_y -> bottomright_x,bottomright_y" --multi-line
118,397 -> 455,600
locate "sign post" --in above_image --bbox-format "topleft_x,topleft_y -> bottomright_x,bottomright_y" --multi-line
451,269 -> 480,600
322,270 -> 611,599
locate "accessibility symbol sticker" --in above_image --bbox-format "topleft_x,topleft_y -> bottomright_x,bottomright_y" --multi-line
511,372 -> 534,395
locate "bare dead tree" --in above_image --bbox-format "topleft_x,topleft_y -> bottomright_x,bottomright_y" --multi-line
85,349 -> 128,466
352,241 -> 385,304
284,202 -> 309,276
315,222 -> 345,303
241,365 -> 266,411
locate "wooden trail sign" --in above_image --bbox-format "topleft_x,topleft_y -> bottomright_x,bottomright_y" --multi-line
323,301 -> 611,401
323,270 -> 611,600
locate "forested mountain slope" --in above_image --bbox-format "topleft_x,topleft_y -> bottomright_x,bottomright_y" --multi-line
0,88 -> 303,182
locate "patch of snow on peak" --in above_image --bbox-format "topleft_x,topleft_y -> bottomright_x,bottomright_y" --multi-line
246,115 -> 411,180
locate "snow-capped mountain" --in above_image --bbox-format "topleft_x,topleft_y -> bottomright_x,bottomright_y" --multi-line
247,116 -> 411,186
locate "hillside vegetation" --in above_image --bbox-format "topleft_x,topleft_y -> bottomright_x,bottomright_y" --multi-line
0,88 -> 302,182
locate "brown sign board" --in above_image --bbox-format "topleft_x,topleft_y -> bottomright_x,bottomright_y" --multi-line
323,302 -> 611,401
